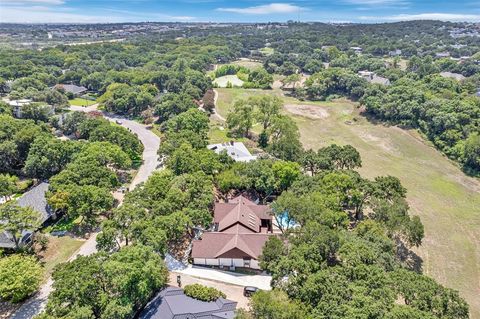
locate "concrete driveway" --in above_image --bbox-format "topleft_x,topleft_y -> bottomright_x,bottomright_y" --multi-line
176,265 -> 272,291
169,272 -> 250,309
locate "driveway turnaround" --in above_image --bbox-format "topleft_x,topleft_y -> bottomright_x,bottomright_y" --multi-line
177,265 -> 272,291
168,272 -> 250,309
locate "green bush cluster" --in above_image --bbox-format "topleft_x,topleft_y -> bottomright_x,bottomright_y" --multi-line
184,284 -> 226,302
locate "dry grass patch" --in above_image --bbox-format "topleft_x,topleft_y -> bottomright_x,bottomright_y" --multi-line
215,88 -> 480,317
38,235 -> 85,279
284,104 -> 330,119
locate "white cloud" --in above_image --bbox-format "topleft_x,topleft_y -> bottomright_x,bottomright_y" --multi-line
360,13 -> 480,22
217,3 -> 305,15
344,0 -> 407,4
2,0 -> 65,4
0,6 -> 128,23
169,16 -> 195,21
0,5 -> 198,23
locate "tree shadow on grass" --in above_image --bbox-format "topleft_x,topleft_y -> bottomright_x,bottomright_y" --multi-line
396,238 -> 423,273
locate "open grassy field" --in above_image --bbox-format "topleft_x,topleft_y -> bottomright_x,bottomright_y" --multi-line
230,58 -> 263,70
216,88 -> 480,318
69,98 -> 96,107
259,47 -> 274,56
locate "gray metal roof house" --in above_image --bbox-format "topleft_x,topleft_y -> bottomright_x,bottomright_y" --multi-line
54,84 -> 88,96
139,287 -> 237,319
0,182 -> 53,249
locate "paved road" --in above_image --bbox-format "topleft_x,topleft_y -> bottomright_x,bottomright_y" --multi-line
11,106 -> 161,319
68,105 -> 161,190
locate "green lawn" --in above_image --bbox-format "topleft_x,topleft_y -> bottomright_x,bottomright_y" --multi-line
216,87 -> 480,318
39,235 -> 85,279
259,47 -> 274,56
230,59 -> 263,70
213,75 -> 244,88
69,98 -> 96,107
209,119 -> 249,144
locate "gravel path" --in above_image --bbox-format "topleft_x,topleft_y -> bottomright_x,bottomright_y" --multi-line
211,89 -> 226,122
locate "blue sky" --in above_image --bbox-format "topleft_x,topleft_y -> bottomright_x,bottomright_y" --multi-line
1,0 -> 480,24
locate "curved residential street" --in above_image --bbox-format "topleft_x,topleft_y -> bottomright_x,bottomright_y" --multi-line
10,105 -> 161,319
68,105 -> 161,190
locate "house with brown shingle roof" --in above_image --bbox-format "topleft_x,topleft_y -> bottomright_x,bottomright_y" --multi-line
191,195 -> 273,270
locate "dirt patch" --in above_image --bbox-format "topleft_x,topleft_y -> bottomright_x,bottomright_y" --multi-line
355,129 -> 400,156
284,104 -> 329,119
272,80 -> 283,89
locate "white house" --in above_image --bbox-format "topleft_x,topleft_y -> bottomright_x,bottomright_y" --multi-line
207,141 -> 257,162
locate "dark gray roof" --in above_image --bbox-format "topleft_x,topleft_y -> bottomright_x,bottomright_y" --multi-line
0,182 -> 52,249
0,231 -> 32,249
16,182 -> 53,224
0,232 -> 16,248
55,84 -> 87,94
139,287 -> 237,319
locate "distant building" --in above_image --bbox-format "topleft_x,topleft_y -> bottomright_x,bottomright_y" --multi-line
7,99 -> 32,117
358,71 -> 390,86
7,99 -> 54,118
435,52 -> 451,58
369,75 -> 391,86
389,49 -> 402,57
350,46 -> 363,54
192,195 -> 274,270
207,142 -> 257,162
140,286 -> 237,319
451,44 -> 467,49
54,84 -> 87,96
440,72 -> 466,81
0,182 -> 54,249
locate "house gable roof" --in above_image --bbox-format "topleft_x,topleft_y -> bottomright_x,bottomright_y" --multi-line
54,84 -> 87,94
192,232 -> 271,260
139,286 -> 237,319
214,234 -> 258,259
1,183 -> 52,249
214,195 -> 270,233
16,182 -> 52,224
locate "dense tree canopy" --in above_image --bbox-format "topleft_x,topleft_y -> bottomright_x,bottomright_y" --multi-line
39,245 -> 168,319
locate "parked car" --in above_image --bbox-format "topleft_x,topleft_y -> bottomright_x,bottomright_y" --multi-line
243,286 -> 260,297
115,120 -> 123,125
51,230 -> 68,237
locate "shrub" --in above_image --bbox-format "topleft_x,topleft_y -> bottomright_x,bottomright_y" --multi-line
0,255 -> 43,303
184,284 -> 226,302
